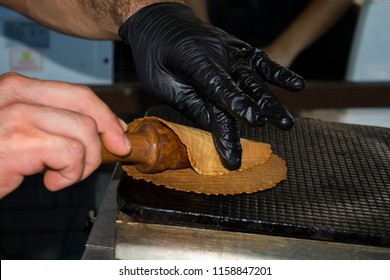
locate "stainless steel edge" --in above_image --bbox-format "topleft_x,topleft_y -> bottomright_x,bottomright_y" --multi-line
82,163 -> 123,260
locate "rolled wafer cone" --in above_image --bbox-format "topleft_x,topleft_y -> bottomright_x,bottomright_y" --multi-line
123,117 -> 287,195
128,117 -> 272,175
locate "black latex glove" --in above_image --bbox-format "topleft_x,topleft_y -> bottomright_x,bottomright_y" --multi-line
119,2 -> 304,170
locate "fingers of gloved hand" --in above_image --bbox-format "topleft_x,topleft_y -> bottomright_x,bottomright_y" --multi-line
265,101 -> 294,131
232,62 -> 294,130
191,60 -> 265,126
154,81 -> 243,171
152,82 -> 213,130
250,49 -> 305,92
208,105 -> 242,170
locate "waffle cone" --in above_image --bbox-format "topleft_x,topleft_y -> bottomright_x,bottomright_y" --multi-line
128,117 -> 272,175
123,117 -> 287,195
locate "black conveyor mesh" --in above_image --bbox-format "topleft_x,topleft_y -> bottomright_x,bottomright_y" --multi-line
118,106 -> 390,247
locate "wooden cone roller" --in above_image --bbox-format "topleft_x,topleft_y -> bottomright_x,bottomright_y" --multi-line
101,119 -> 190,173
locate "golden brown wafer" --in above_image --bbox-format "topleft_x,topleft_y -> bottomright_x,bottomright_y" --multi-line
123,154 -> 286,195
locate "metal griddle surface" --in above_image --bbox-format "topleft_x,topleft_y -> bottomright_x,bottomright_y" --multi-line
118,106 -> 390,247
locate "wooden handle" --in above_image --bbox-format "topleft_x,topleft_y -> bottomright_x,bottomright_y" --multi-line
101,119 -> 191,173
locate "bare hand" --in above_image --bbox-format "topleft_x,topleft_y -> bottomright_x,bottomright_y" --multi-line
0,73 -> 130,198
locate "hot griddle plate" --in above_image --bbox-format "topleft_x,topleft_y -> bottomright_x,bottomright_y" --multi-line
118,106 -> 390,247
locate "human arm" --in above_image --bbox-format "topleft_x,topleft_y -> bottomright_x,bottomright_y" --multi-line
185,0 -> 209,22
262,0 -> 354,67
0,0 -> 184,40
0,73 -> 130,198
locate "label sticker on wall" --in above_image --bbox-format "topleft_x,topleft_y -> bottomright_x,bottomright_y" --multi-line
9,49 -> 44,71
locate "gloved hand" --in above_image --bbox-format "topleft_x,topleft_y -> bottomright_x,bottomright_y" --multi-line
119,2 -> 304,170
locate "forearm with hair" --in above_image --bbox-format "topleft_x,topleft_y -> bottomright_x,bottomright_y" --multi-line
2,0 -> 184,40
185,0 -> 209,22
78,0 -> 184,29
